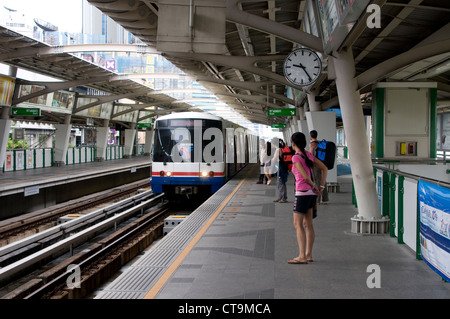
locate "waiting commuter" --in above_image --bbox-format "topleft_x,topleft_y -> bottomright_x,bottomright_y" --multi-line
309,130 -> 329,204
273,139 -> 289,203
257,139 -> 268,184
289,132 -> 327,264
261,140 -> 273,185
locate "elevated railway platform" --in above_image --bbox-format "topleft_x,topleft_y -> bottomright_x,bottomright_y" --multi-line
0,156 -> 151,220
95,163 -> 450,299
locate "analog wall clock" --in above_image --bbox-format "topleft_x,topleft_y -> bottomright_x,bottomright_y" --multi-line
283,48 -> 322,87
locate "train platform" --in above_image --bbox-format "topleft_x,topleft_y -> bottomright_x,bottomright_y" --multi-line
0,156 -> 151,195
95,163 -> 450,300
0,156 -> 151,220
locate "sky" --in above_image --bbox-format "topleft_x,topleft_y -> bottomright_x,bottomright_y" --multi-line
1,0 -> 82,33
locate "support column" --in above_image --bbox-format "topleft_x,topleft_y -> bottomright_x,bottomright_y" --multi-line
54,123 -> 72,166
297,119 -> 308,138
124,125 -> 136,158
1,66 -> 15,170
306,111 -> 337,185
307,89 -> 321,112
143,124 -> 154,158
289,118 -> 297,139
96,120 -> 110,162
0,118 -> 11,171
282,130 -> 288,144
331,48 -> 387,234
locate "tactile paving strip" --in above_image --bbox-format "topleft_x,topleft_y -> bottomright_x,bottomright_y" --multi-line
95,165 -> 252,299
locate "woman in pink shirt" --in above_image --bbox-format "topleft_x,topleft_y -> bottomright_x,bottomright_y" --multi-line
288,132 -> 327,264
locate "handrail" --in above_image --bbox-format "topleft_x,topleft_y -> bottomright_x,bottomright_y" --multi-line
373,164 -> 450,189
372,158 -> 450,164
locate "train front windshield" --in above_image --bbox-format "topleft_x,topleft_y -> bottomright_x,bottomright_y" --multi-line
153,118 -> 223,163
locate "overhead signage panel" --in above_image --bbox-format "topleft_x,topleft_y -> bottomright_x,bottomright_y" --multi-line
317,0 -> 370,54
271,123 -> 287,128
267,108 -> 296,117
11,107 -> 41,116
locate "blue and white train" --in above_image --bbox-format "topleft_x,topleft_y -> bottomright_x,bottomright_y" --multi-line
151,112 -> 258,198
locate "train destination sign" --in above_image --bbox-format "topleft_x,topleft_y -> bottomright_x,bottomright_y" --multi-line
267,108 -> 296,116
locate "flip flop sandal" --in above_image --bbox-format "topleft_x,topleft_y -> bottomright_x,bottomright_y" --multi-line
288,258 -> 308,264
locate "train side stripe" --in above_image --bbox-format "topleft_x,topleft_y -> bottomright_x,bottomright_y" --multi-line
151,172 -> 225,176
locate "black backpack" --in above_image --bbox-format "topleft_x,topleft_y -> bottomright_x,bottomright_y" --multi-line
315,140 -> 336,169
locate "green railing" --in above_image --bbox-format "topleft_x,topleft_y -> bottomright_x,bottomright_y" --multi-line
3,148 -> 53,172
2,144 -> 146,171
66,146 -> 96,165
351,163 -> 449,254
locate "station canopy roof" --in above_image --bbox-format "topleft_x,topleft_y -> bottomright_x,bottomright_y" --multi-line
1,0 -> 449,127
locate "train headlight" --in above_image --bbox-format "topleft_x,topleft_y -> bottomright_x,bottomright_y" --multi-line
160,171 -> 165,177
209,171 -> 214,177
166,171 -> 172,177
201,171 -> 208,177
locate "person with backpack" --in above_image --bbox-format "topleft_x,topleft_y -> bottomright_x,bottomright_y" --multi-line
288,132 -> 327,264
273,139 -> 292,203
309,130 -> 329,204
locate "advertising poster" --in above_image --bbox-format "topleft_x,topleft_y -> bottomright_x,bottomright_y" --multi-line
317,0 -> 339,45
0,75 -> 15,106
5,153 -> 12,170
418,180 -> 450,281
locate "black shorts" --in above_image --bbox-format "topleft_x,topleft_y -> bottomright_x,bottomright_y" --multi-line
293,195 -> 317,214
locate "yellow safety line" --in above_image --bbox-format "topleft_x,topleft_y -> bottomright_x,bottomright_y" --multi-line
143,165 -> 255,299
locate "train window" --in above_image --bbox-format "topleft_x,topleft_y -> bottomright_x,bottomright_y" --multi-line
153,119 -> 223,163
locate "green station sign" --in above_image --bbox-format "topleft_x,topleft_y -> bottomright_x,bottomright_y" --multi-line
267,108 -> 296,116
11,107 -> 41,116
136,122 -> 152,128
271,123 -> 286,128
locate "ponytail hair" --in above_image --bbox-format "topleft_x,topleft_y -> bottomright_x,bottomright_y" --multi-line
291,132 -> 313,168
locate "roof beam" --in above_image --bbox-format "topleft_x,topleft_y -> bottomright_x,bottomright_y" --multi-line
163,52 -> 302,90
354,0 -> 424,64
195,76 -> 294,105
357,35 -> 450,90
0,44 -> 159,62
73,90 -> 149,114
226,0 -> 323,53
12,73 -> 188,105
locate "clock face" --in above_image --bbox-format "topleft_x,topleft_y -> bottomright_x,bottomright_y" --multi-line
283,48 -> 322,87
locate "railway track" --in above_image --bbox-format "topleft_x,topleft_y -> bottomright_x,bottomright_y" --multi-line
24,201 -> 173,299
0,179 -> 151,245
0,183 -> 178,299
0,176 -> 206,299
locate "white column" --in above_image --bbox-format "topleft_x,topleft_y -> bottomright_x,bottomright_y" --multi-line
307,90 -> 321,112
332,48 -> 381,220
124,128 -> 136,157
54,124 -> 72,165
289,121 -> 297,137
306,111 -> 337,184
282,130 -> 288,144
297,119 -> 309,139
96,126 -> 109,161
144,128 -> 154,157
0,119 -> 11,170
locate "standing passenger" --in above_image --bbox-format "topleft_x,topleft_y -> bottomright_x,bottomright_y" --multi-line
263,140 -> 273,185
257,139 -> 267,184
309,130 -> 329,204
289,132 -> 327,264
273,139 -> 289,203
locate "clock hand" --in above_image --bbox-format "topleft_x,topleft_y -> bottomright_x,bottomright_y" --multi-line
302,69 -> 312,82
292,64 -> 312,81
292,64 -> 304,69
